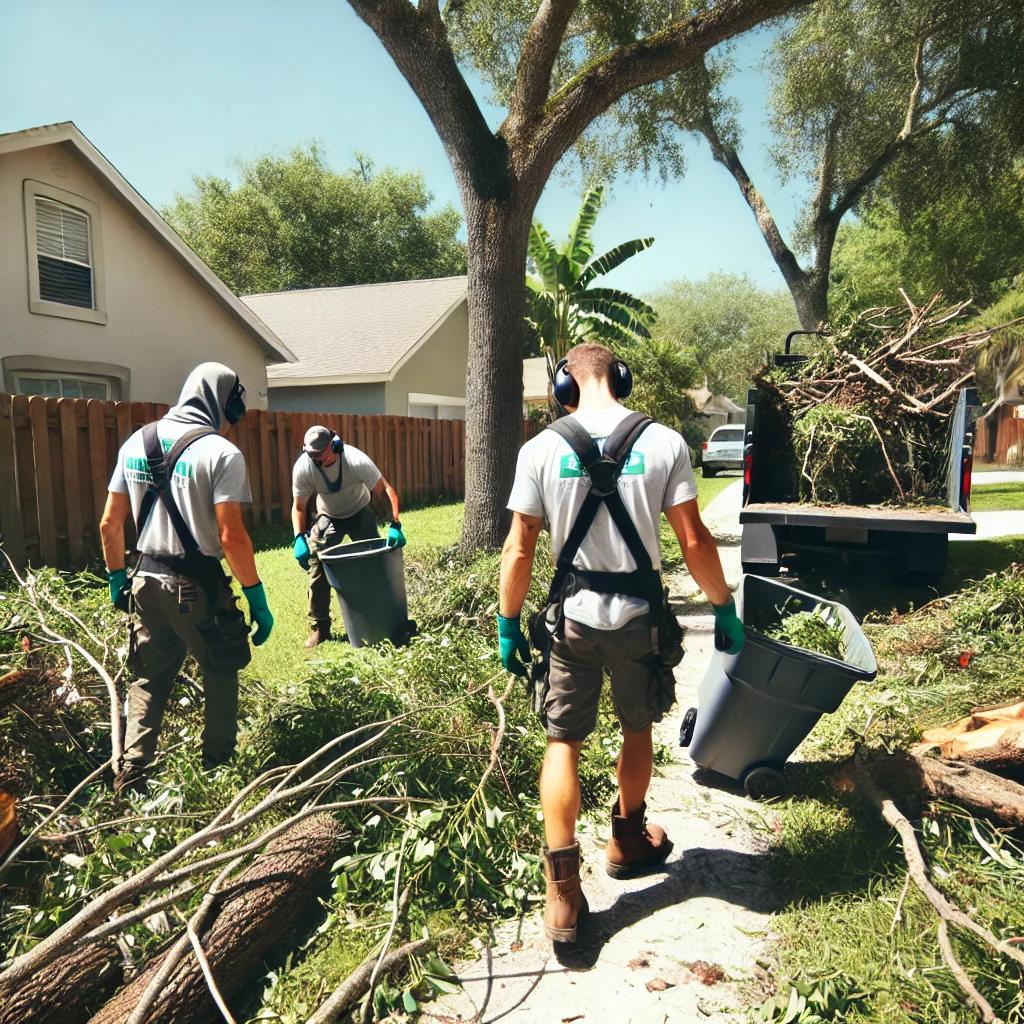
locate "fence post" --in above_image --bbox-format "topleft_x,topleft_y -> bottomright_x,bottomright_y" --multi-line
0,395 -> 26,569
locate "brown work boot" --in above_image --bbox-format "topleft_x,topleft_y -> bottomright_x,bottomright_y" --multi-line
605,799 -> 673,879
304,620 -> 330,648
542,842 -> 588,944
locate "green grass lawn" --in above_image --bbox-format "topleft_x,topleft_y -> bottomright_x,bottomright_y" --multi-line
248,477 -> 731,688
970,480 -> 1024,511
945,534 -> 1024,584
246,502 -> 463,688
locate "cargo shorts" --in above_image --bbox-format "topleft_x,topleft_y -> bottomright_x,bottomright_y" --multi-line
545,613 -> 672,740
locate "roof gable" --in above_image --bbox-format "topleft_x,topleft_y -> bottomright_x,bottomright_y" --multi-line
0,121 -> 295,364
244,276 -> 468,385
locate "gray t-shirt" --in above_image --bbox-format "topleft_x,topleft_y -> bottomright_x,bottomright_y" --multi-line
292,445 -> 381,521
507,405 -> 698,630
109,422 -> 251,559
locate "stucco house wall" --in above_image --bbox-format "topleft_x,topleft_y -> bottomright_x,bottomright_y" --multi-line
266,382 -> 387,415
0,137 -> 278,405
386,298 -> 468,417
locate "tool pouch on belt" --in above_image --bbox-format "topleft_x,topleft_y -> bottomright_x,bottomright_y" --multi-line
645,587 -> 684,718
527,595 -> 565,721
195,590 -> 252,674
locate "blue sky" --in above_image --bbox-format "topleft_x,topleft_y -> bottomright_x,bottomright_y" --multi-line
0,0 -> 807,297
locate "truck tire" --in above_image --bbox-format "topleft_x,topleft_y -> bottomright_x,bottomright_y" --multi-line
896,534 -> 949,587
702,465 -> 718,478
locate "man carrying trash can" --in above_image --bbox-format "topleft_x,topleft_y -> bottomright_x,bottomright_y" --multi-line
291,425 -> 404,648
497,342 -> 744,945
99,362 -> 274,794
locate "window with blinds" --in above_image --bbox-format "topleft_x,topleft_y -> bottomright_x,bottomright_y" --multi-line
35,197 -> 94,309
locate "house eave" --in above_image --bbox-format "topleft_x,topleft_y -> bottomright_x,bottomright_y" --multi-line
0,121 -> 297,365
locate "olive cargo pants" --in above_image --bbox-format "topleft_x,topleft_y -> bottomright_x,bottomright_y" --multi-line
122,573 -> 239,769
306,506 -> 379,624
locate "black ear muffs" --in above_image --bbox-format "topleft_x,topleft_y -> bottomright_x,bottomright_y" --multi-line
224,378 -> 247,424
330,435 -> 344,454
552,357 -> 633,409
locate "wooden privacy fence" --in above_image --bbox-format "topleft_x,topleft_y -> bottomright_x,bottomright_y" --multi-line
978,405 -> 1024,465
0,394 -> 539,570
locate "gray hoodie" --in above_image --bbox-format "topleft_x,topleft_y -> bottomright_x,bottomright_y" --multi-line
164,362 -> 240,430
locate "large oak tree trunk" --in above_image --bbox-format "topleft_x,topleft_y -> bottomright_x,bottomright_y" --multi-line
460,196 -> 534,553
791,275 -> 830,333
0,937 -> 122,1024
88,813 -> 343,1024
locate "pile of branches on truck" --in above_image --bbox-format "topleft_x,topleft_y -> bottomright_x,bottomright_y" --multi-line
757,292 -> 1022,506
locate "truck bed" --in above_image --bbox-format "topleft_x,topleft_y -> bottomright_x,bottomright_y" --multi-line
740,502 -> 977,535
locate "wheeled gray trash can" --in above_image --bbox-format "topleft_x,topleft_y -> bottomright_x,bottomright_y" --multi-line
319,538 -> 414,648
679,574 -> 876,798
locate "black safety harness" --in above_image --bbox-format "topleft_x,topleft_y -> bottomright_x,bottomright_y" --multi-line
133,421 -> 252,673
544,411 -> 663,618
525,411 -> 683,719
136,423 -> 221,590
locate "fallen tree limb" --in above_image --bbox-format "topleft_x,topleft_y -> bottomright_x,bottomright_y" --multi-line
937,920 -> 997,1023
305,939 -> 432,1024
855,756 -> 1024,972
0,936 -> 122,1024
863,750 -> 1024,830
89,813 -> 344,1024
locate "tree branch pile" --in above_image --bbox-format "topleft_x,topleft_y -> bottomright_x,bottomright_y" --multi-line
758,293 -> 1024,504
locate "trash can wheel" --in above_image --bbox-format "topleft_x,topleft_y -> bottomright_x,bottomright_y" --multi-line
742,765 -> 788,800
678,707 -> 698,748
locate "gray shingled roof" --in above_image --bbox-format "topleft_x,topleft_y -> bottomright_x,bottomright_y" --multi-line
244,276 -> 467,383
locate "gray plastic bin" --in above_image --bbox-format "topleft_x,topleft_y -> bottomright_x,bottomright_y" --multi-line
681,574 -> 876,796
319,538 -> 413,648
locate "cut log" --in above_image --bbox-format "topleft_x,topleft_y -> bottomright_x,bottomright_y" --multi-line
0,793 -> 14,856
0,937 -> 122,1024
89,812 -> 344,1024
863,750 -> 1024,829
914,699 -> 1024,781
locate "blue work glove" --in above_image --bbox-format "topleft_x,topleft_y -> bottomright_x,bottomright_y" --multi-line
386,521 -> 407,548
712,598 -> 745,655
497,614 -> 531,678
242,583 -> 274,647
293,533 -> 310,570
107,567 -> 129,609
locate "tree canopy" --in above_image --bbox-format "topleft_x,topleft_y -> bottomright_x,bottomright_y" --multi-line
583,0 -> 1024,328
647,273 -> 799,403
347,0 -> 801,550
164,144 -> 466,295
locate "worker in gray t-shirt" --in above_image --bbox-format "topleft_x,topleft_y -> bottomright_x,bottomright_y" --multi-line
100,362 -> 274,794
498,342 -> 743,947
291,425 -> 405,648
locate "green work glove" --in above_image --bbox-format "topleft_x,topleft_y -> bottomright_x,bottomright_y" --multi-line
386,521 -> 407,548
242,583 -> 274,647
107,567 -> 129,609
497,614 -> 531,678
293,533 -> 310,570
712,598 -> 745,655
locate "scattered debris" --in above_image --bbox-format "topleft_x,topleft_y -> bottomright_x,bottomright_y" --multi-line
686,961 -> 726,986
766,606 -> 846,660
645,978 -> 675,993
627,957 -> 650,971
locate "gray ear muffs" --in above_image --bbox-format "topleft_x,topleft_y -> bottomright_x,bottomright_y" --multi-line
552,357 -> 633,409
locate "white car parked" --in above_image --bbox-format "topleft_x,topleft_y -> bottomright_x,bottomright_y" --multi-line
700,424 -> 745,477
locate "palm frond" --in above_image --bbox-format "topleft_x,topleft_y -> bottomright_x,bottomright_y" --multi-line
528,222 -> 560,293
580,238 -> 654,285
575,287 -> 657,321
566,185 -> 605,266
576,315 -> 643,348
